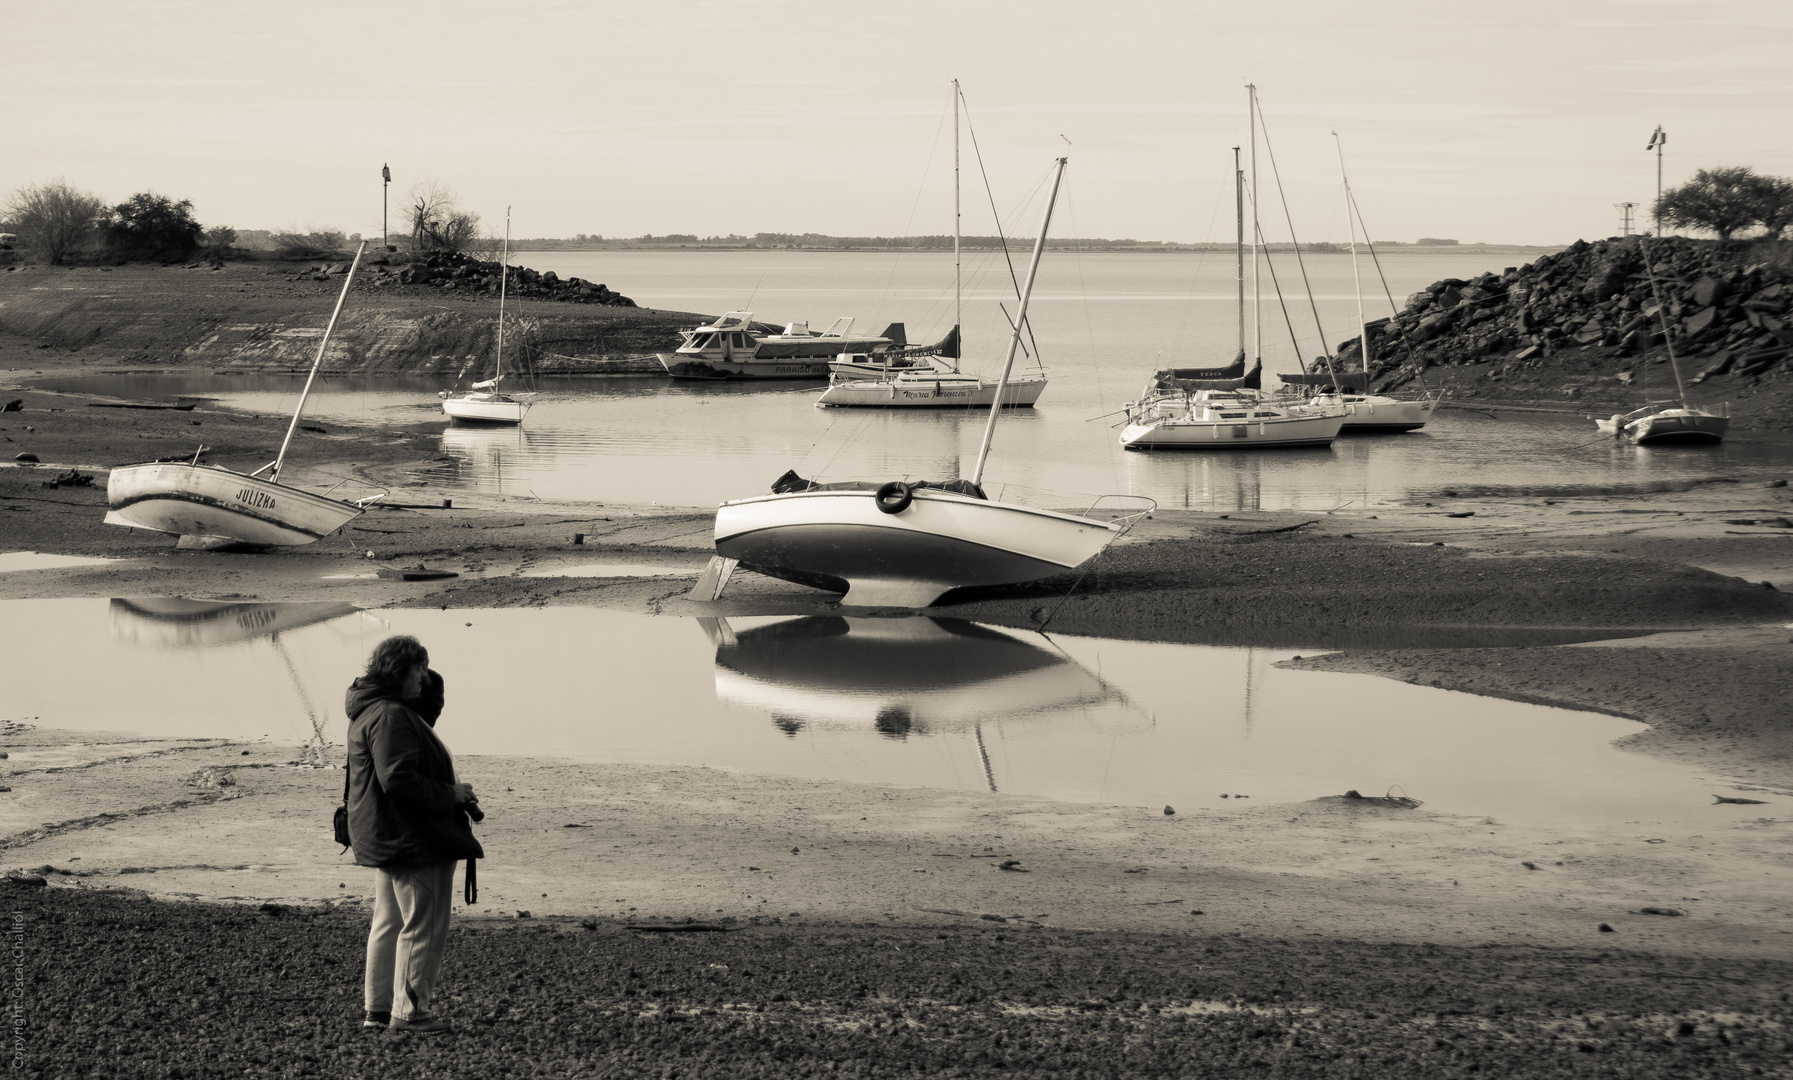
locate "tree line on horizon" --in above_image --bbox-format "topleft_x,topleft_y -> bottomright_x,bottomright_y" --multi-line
6,167 -> 1790,266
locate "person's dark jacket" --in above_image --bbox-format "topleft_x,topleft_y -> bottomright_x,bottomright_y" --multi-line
344,670 -> 483,868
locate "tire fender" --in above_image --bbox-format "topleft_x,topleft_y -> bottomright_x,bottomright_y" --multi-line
874,481 -> 913,515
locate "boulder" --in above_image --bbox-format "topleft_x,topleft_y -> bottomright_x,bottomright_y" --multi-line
1684,306 -> 1719,337
1691,276 -> 1727,308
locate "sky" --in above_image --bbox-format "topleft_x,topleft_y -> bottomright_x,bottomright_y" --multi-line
5,0 -> 1791,246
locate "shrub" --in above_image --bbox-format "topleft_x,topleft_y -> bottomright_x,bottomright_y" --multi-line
270,228 -> 346,260
199,225 -> 238,260
4,179 -> 105,265
102,192 -> 204,262
1655,166 -> 1793,242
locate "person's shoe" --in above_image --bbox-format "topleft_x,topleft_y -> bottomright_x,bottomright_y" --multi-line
389,1014 -> 452,1035
362,1010 -> 391,1029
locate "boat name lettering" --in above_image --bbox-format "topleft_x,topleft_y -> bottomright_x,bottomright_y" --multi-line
236,488 -> 277,510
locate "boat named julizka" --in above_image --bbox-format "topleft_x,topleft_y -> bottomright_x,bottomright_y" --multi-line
702,157 -> 1149,608
104,244 -> 386,548
659,313 -> 921,380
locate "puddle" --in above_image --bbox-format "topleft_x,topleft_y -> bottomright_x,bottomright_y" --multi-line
0,598 -> 1774,829
521,562 -> 701,579
0,552 -> 114,573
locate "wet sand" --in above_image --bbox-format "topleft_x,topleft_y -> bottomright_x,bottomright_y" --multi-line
6,346 -> 1793,1072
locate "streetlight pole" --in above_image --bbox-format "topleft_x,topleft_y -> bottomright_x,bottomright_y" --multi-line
381,164 -> 391,251
1645,126 -> 1665,236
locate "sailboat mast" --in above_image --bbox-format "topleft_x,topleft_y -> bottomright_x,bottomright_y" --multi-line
1233,145 -> 1244,358
1334,133 -> 1371,372
969,157 -> 1066,488
496,206 -> 510,386
271,242 -> 365,481
953,79 -> 962,344
1247,83 -> 1261,367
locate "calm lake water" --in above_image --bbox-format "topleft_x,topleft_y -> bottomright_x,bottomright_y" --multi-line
38,250 -> 1793,511
3,598 -> 1768,829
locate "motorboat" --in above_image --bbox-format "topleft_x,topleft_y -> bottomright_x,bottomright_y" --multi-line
441,207 -> 532,425
105,245 -> 386,547
658,312 -> 903,379
704,156 -> 1148,608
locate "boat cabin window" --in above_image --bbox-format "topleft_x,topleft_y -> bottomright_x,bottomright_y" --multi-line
1219,412 -> 1247,419
693,334 -> 719,349
1252,412 -> 1276,418
728,333 -> 748,348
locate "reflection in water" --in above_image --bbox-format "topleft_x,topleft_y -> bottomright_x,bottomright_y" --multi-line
108,597 -> 367,762
704,616 -> 1124,737
704,615 -> 1142,792
438,425 -> 532,496
109,597 -> 360,649
4,599 -> 1766,826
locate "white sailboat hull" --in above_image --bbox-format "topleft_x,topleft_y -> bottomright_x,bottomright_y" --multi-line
817,373 -> 1046,409
1335,393 -> 1439,432
714,488 -> 1120,607
442,393 -> 530,424
1596,407 -> 1728,445
104,463 -> 364,546
1121,408 -> 1346,449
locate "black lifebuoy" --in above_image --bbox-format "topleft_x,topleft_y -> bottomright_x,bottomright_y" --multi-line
874,481 -> 913,515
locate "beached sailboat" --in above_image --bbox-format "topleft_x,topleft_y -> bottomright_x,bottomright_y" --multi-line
441,208 -> 532,425
104,245 -> 385,548
707,158 -> 1145,608
1120,134 -> 1345,451
817,81 -> 1047,411
1595,236 -> 1729,445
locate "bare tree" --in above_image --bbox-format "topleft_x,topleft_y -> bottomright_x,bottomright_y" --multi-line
408,180 -> 481,254
4,179 -> 105,264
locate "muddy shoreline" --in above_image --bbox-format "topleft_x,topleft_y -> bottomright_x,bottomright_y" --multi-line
6,342 -> 1793,1075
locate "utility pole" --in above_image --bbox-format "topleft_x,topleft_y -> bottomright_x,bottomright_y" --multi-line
381,164 -> 391,251
1645,126 -> 1665,236
1615,201 -> 1637,237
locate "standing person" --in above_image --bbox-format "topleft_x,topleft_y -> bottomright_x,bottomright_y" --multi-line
344,634 -> 483,1035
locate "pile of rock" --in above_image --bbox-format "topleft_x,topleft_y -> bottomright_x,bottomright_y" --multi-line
374,251 -> 636,307
1357,236 -> 1792,392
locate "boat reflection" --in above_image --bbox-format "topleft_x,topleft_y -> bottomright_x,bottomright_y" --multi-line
436,425 -> 533,495
702,615 -> 1126,738
109,597 -> 361,648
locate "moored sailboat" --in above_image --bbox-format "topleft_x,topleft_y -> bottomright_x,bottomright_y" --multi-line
707,157 -> 1146,608
1594,235 -> 1729,445
441,207 -> 532,425
104,244 -> 385,548
816,81 -> 1046,412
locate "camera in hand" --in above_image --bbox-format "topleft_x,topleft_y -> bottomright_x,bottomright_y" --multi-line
464,799 -> 484,823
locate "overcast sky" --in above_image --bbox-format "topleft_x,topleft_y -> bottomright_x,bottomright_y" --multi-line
7,0 -> 1789,246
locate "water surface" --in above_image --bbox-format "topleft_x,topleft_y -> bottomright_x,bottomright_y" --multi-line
1,598 -> 1769,830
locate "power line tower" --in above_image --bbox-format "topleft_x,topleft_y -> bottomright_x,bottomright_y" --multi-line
1614,201 -> 1637,237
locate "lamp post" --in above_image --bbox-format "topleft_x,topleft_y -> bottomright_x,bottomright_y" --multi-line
1645,126 -> 1665,236
381,164 -> 391,251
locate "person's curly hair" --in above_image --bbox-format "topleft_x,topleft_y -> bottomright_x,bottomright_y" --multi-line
365,635 -> 429,686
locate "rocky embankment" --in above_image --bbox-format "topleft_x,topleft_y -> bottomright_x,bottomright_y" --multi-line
0,257 -> 694,377
1356,237 -> 1793,430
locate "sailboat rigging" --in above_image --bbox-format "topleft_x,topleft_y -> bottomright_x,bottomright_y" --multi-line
817,81 -> 1045,410
441,207 -> 533,425
1594,234 -> 1728,444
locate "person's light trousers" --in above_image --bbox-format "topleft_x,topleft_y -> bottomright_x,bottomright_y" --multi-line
364,860 -> 456,1019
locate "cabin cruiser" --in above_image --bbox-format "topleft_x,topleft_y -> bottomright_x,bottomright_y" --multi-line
658,311 -> 903,379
